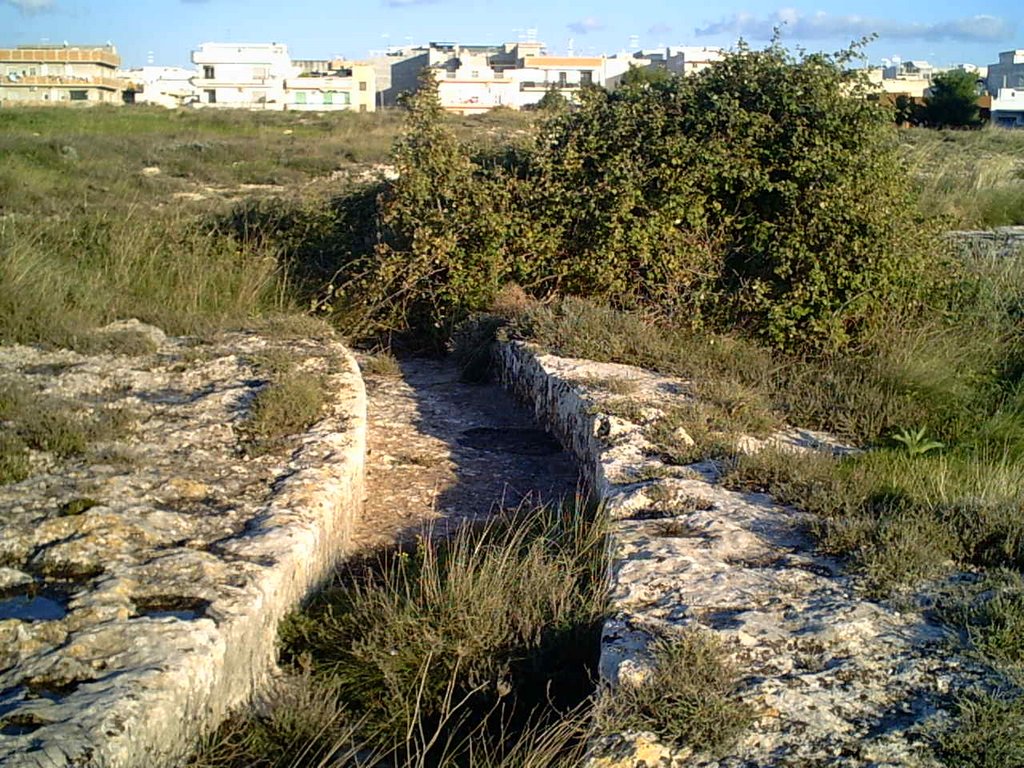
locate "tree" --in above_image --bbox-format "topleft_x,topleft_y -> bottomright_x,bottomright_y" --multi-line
923,69 -> 982,128
619,64 -> 673,88
893,94 -> 923,126
535,85 -> 568,113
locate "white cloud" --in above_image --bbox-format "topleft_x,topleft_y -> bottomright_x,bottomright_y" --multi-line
568,16 -> 605,35
695,10 -> 1015,43
3,0 -> 56,13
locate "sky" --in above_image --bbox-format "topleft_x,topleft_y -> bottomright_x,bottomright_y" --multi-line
1,0 -> 1021,71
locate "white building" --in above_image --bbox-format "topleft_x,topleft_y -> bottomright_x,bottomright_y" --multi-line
987,50 -> 1024,95
124,66 -> 198,108
191,42 -> 298,108
634,45 -> 725,76
883,59 -> 936,82
992,88 -> 1024,128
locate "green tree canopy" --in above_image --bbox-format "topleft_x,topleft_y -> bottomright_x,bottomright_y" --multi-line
619,64 -> 673,88
923,69 -> 982,128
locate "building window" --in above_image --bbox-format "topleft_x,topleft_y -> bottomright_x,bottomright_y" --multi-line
205,89 -> 216,103
580,70 -> 593,86
69,90 -> 88,101
558,71 -> 567,87
359,81 -> 367,91
471,70 -> 480,78
295,92 -> 307,104
446,71 -> 456,79
323,91 -> 333,105
203,65 -> 215,79
359,104 -> 367,112
253,66 -> 269,80
340,92 -> 351,105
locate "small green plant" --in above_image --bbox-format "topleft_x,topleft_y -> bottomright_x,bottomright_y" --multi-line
0,433 -> 30,485
947,571 -> 1024,669
276,502 -> 607,762
892,427 -> 945,456
188,674 -> 363,768
360,350 -> 401,378
576,375 -> 639,396
654,520 -> 705,538
58,497 -> 101,517
596,628 -> 752,757
241,372 -> 326,456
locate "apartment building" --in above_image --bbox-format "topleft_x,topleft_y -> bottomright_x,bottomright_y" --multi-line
864,67 -> 931,99
987,50 -> 1024,95
389,41 -> 647,113
284,60 -> 376,111
0,44 -> 126,106
513,55 -> 608,107
632,45 -> 725,76
191,42 -> 298,108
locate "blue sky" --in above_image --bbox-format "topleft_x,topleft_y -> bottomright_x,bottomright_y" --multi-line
1,0 -> 1020,70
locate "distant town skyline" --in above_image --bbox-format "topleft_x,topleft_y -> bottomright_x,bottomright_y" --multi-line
1,0 -> 1021,70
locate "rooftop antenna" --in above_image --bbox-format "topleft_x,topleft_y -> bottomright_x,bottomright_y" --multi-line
146,50 -> 154,65
526,27 -> 537,43
629,34 -> 639,50
567,37 -> 575,56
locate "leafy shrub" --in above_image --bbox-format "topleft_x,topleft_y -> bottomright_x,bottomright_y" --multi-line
530,42 -> 929,350
341,42 -> 930,354
939,691 -> 1024,768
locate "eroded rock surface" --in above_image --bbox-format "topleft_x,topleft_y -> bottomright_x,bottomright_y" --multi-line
496,341 -> 997,768
0,325 -> 365,767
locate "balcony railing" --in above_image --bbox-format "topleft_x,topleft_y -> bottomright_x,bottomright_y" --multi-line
3,75 -> 125,90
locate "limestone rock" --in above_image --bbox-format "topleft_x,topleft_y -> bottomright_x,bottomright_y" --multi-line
0,331 -> 366,768
495,341 -> 996,768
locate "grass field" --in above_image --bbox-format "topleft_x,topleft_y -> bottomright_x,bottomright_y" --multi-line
900,126 -> 1024,227
0,105 -> 537,349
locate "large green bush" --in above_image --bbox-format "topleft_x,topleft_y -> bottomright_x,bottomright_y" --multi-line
346,42 -> 932,352
531,42 -> 930,349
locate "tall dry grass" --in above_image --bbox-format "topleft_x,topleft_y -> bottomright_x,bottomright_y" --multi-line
901,127 -> 1024,227
0,210 -> 292,345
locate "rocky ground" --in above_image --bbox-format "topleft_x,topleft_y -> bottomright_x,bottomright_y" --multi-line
0,321 -> 364,767
0,330 -> 581,766
1,323 -> 1009,767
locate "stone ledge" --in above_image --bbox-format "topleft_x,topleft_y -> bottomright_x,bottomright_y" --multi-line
495,340 -> 995,768
0,330 -> 366,767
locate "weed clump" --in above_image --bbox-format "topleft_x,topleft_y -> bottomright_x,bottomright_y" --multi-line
939,691 -> 1024,768
276,503 -> 607,764
596,629 -> 752,757
241,371 -> 326,456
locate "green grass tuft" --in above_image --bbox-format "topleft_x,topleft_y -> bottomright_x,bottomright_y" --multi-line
596,628 -> 752,758
241,372 -> 327,456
